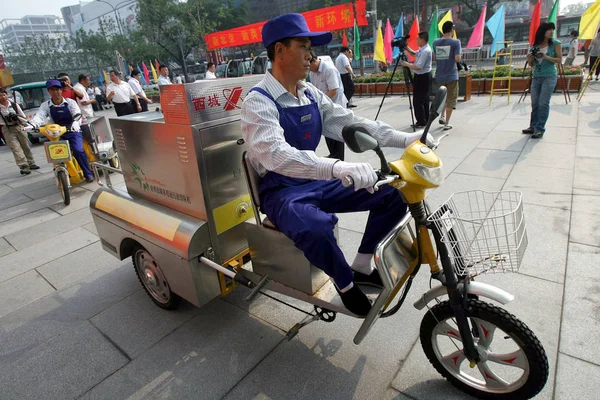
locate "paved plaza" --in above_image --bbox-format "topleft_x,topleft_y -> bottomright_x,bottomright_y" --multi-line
0,84 -> 600,399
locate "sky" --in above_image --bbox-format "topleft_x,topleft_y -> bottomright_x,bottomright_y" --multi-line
0,0 -> 590,20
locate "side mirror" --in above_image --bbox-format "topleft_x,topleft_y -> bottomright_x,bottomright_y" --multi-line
431,86 -> 447,117
342,123 -> 391,175
342,123 -> 379,153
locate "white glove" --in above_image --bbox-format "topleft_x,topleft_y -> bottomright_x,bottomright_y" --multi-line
406,132 -> 437,148
23,125 -> 34,132
70,122 -> 81,132
333,161 -> 378,193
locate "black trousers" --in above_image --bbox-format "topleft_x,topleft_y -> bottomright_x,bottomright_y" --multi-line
413,72 -> 431,126
94,95 -> 104,111
114,102 -> 134,116
590,56 -> 600,76
326,138 -> 345,161
131,98 -> 148,113
341,73 -> 355,102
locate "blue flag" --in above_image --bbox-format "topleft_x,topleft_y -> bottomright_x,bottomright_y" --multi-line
123,59 -> 129,77
137,63 -> 146,84
486,5 -> 505,57
392,13 -> 403,59
99,72 -> 104,85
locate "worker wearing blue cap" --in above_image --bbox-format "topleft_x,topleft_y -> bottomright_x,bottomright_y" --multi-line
26,80 -> 94,182
241,13 -> 434,316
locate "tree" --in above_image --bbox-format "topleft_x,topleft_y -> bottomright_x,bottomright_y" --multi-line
563,2 -> 588,15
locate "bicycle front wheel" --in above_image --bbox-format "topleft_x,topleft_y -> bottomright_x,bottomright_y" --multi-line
420,299 -> 548,399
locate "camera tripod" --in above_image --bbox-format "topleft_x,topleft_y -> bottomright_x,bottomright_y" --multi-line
374,52 -> 416,132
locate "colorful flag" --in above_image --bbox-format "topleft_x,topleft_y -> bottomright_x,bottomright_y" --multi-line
353,19 -> 361,60
529,1 -> 541,46
122,60 -> 129,77
150,61 -> 158,81
99,72 -> 104,85
342,30 -> 348,47
374,23 -> 386,63
137,63 -> 146,84
392,13 -> 403,59
579,0 -> 600,39
384,19 -> 394,63
428,7 -> 439,47
103,70 -> 109,84
406,17 -> 419,62
438,10 -> 457,39
154,59 -> 160,74
486,4 -> 505,57
547,0 -> 559,38
467,3 -> 487,49
142,62 -> 150,84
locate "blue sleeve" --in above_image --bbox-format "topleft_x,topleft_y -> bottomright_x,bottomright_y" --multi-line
454,40 -> 462,55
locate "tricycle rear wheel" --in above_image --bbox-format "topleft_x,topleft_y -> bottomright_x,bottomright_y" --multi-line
420,299 -> 548,399
132,245 -> 180,310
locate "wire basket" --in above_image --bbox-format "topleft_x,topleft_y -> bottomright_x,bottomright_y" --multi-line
427,190 -> 528,275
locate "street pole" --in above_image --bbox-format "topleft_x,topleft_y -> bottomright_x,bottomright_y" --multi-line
372,0 -> 379,73
96,0 -> 124,35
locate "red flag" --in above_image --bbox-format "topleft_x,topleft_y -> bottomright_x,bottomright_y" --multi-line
154,59 -> 161,73
342,30 -> 348,47
529,0 -> 541,46
407,17 -> 419,62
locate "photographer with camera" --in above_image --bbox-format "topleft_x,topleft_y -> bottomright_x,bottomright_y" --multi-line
57,73 -> 84,101
522,22 -> 562,139
402,31 -> 432,128
433,21 -> 461,131
0,88 -> 39,175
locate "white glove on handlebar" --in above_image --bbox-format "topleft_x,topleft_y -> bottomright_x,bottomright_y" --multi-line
406,132 -> 437,148
23,125 -> 34,132
333,161 -> 378,193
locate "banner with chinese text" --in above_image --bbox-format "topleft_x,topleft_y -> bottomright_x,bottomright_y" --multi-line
205,0 -> 368,51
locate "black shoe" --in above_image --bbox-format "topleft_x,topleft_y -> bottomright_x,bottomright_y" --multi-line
347,104 -> 357,108
531,132 -> 544,139
20,167 -> 31,175
85,176 -> 94,183
522,127 -> 534,134
335,285 -> 372,317
353,269 -> 384,288
29,164 -> 40,170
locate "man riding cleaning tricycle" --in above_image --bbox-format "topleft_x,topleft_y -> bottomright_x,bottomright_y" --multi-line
90,14 -> 549,400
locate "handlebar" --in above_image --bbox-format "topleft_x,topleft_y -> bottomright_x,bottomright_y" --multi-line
341,174 -> 399,191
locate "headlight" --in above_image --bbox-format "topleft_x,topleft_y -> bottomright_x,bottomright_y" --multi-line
414,162 -> 444,186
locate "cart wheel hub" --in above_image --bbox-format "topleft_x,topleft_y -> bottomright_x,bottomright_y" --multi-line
144,269 -> 157,286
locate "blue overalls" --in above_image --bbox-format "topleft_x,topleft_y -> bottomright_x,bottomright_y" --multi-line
49,102 -> 94,179
250,87 -> 408,289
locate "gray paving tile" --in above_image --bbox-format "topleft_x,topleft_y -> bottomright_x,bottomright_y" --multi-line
391,273 -> 561,400
91,291 -> 201,359
576,136 -> 600,158
555,353 -> 600,400
0,208 -> 60,238
5,207 -> 93,251
82,221 -> 98,235
336,211 -> 369,233
560,243 -> 600,365
0,227 -> 98,283
0,321 -> 129,400
517,203 -> 570,284
24,183 -> 61,200
3,172 -> 53,189
578,119 -> 600,137
454,149 -> 520,179
0,264 -> 138,370
476,130 -> 529,152
574,157 -> 600,191
36,241 -> 123,290
0,270 -> 55,319
81,300 -> 283,400
0,237 -> 15,257
381,388 -> 414,400
535,126 -> 577,144
0,192 -> 62,223
569,195 -> 600,247
50,187 -> 94,215
432,137 -> 483,161
503,164 -> 573,210
545,108 -> 578,128
0,194 -> 32,212
516,141 -> 575,170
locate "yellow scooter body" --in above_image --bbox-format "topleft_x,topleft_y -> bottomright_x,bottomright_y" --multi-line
39,124 -> 86,184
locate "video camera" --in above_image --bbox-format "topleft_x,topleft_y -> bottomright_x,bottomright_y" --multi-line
391,34 -> 410,51
530,46 -> 543,59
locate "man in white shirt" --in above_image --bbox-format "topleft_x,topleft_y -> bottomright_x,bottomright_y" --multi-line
0,87 -> 39,174
129,69 -> 154,112
205,62 -> 217,79
335,46 -> 356,107
308,50 -> 346,160
73,74 -> 96,121
106,70 -> 142,116
564,30 -> 579,66
403,31 -> 433,128
241,13 -> 433,316
157,65 -> 172,85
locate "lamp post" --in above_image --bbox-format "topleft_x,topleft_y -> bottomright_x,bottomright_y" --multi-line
96,0 -> 124,35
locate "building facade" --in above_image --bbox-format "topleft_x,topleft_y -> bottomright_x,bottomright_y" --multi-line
61,0 -> 137,36
0,15 -> 67,50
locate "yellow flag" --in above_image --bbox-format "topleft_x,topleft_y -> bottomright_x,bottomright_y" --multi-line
438,10 -> 457,39
374,26 -> 386,63
579,0 -> 600,39
150,62 -> 158,81
102,70 -> 109,84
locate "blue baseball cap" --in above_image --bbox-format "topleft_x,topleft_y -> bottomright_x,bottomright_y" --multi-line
46,80 -> 62,89
262,13 -> 333,49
